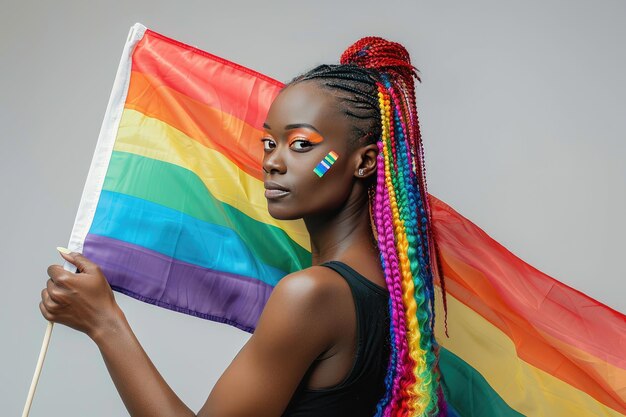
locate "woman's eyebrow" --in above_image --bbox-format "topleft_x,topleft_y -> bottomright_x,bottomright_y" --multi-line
263,123 -> 271,130
285,123 -> 321,133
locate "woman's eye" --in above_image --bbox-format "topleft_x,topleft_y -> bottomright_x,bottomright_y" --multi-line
261,138 -> 276,151
290,139 -> 313,151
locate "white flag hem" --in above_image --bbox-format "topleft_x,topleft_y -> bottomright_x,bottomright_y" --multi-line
64,22 -> 147,271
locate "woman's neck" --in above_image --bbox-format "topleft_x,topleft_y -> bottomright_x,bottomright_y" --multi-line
304,191 -> 377,266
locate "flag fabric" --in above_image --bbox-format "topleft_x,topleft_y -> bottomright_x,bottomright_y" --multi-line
67,23 -> 310,333
66,23 -> 625,416
431,197 -> 624,416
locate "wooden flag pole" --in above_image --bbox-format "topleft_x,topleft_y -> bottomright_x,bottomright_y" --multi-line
22,321 -> 54,417
20,23 -> 145,417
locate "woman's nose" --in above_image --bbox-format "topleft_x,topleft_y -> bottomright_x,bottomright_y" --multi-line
262,149 -> 287,175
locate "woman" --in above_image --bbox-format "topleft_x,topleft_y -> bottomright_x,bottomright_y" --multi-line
40,37 -> 446,417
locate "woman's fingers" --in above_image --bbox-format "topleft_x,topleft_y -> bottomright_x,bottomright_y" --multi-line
46,278 -> 69,304
40,286 -> 61,321
57,251 -> 99,274
39,300 -> 54,321
40,273 -> 73,324
41,284 -> 64,309
46,263 -> 70,287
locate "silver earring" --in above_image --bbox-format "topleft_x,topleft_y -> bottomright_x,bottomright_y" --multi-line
358,168 -> 364,176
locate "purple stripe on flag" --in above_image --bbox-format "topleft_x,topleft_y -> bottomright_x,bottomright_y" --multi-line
83,233 -> 272,332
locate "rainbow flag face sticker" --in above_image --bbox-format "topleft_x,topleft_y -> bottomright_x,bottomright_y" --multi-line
313,151 -> 339,177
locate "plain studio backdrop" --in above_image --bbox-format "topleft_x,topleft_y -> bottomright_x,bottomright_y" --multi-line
1,0 -> 624,415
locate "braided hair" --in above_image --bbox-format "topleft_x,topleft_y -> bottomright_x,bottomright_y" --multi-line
287,37 -> 448,417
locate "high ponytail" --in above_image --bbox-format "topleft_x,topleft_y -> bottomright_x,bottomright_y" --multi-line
288,37 -> 448,417
340,36 -> 419,83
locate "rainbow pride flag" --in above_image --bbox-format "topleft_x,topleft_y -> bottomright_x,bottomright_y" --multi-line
66,23 -> 625,416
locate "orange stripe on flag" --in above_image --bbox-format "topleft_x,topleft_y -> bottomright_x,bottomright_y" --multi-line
430,195 -> 626,413
132,30 -> 283,130
440,267 -> 626,413
125,70 -> 265,180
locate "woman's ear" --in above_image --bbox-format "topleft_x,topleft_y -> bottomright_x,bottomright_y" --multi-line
354,143 -> 379,178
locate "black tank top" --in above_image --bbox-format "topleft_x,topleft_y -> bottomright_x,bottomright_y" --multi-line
281,261 -> 391,417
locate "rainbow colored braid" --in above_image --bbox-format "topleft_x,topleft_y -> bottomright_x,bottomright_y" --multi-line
342,37 -> 447,417
287,36 -> 448,416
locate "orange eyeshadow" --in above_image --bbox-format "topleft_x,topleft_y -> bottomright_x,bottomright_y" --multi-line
287,129 -> 324,145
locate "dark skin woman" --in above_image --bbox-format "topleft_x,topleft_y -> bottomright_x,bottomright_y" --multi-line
40,78 -> 387,416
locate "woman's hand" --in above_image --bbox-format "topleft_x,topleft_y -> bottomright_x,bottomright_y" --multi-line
39,250 -> 197,417
40,249 -> 122,340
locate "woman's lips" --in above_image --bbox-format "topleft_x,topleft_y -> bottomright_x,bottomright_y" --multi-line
264,189 -> 290,199
264,182 -> 290,199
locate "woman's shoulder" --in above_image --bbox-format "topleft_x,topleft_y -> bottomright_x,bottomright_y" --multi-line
251,265 -> 352,358
271,265 -> 350,307
263,266 -> 355,339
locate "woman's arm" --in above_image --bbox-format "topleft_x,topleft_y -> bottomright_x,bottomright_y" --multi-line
41,251 -> 338,417
198,271 -> 339,417
92,310 -> 196,417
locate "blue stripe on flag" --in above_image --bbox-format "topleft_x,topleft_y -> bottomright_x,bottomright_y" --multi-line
89,190 -> 286,286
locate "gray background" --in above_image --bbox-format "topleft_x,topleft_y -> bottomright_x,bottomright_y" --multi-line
1,0 -> 624,415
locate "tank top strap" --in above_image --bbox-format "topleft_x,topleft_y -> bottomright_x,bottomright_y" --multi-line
317,260 -> 389,389
321,261 -> 389,296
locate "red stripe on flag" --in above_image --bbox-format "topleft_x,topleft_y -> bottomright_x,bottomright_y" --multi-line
132,30 -> 284,130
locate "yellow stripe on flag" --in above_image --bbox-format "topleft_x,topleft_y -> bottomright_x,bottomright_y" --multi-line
435,289 -> 625,417
114,108 -> 310,251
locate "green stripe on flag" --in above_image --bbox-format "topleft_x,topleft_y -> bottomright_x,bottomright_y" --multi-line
440,347 -> 525,417
103,151 -> 311,275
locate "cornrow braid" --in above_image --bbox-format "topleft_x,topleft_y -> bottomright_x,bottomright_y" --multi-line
287,37 -> 448,416
288,65 -> 381,146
